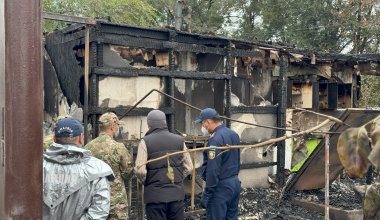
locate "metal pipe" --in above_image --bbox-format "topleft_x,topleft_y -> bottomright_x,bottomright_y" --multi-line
119,89 -> 297,132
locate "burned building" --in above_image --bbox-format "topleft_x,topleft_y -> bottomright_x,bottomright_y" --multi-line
44,21 -> 380,205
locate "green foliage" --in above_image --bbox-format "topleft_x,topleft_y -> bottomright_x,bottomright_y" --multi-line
337,127 -> 371,178
360,75 -> 380,107
43,0 -> 159,32
188,0 -> 237,34
291,138 -> 320,172
234,0 -> 380,53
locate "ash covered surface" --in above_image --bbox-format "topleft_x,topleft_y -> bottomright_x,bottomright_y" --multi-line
184,188 -> 323,219
239,188 -> 323,219
184,175 -> 368,219
293,176 -> 365,210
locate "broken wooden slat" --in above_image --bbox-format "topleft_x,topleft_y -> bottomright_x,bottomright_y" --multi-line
292,198 -> 363,220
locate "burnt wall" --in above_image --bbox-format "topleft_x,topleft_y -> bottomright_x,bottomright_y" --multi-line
175,53 -> 226,134
43,49 -> 62,117
45,31 -> 84,106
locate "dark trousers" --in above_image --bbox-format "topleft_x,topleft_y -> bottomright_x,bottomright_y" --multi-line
146,200 -> 184,220
206,176 -> 240,220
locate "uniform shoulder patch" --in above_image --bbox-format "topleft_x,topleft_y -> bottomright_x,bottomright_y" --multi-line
208,147 -> 216,160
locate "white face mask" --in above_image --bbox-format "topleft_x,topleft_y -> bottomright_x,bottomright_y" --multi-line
114,126 -> 121,138
201,126 -> 209,136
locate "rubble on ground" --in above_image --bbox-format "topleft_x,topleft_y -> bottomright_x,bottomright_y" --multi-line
184,173 -> 376,219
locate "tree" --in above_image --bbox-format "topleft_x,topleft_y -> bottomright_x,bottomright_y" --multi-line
43,0 -> 160,32
233,0 -> 380,54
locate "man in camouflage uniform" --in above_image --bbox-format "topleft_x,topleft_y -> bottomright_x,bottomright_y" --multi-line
85,112 -> 133,220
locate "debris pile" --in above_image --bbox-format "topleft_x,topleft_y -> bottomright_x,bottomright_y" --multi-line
293,176 -> 365,211
238,188 -> 323,219
183,173 -> 374,219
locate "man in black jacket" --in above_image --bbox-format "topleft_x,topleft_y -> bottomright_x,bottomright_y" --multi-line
134,110 -> 193,220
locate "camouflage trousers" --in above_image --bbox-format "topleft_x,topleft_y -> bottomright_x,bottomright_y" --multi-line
108,204 -> 128,220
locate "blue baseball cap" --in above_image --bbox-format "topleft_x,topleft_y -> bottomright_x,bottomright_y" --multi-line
54,118 -> 84,137
194,108 -> 220,123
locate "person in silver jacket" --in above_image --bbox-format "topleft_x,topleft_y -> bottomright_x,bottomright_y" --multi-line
43,117 -> 115,220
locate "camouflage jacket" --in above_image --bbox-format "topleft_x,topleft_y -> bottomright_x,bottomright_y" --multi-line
43,134 -> 54,152
85,133 -> 133,219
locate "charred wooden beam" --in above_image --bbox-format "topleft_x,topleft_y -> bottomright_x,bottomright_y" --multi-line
101,34 -> 165,49
230,49 -> 262,58
167,33 -> 176,132
163,41 -> 226,55
276,54 -> 287,187
93,67 -> 231,80
230,106 -> 278,114
43,12 -> 96,24
88,106 -> 174,117
97,22 -> 169,41
224,43 -> 233,128
240,162 -> 278,169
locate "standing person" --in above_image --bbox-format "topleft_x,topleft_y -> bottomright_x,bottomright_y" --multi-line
195,108 -> 241,220
134,110 -> 193,220
85,112 -> 133,220
43,115 -> 72,151
43,117 -> 114,219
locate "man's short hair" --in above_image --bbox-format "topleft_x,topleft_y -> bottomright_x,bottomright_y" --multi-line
209,118 -> 222,123
55,136 -> 80,145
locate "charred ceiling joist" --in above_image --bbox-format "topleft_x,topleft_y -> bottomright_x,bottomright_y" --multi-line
93,67 -> 231,80
88,106 -> 175,117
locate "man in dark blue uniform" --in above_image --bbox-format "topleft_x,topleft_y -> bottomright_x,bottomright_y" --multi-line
195,108 -> 241,220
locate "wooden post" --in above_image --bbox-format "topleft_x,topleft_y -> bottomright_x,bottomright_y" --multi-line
325,134 -> 330,220
137,182 -> 144,220
191,140 -> 196,210
84,26 -> 90,143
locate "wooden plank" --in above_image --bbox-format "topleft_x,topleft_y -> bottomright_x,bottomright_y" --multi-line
292,198 -> 363,220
